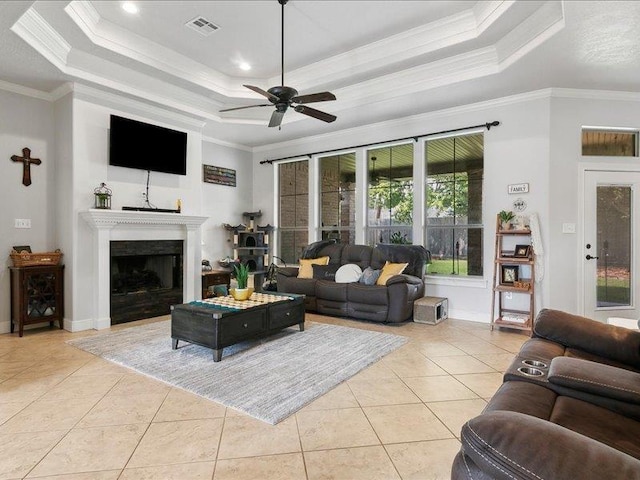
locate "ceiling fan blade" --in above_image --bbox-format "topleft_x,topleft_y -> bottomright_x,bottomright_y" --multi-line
244,85 -> 280,102
268,110 -> 286,128
294,105 -> 337,123
219,104 -> 271,113
291,92 -> 336,104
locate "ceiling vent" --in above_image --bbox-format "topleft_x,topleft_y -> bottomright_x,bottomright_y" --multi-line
185,16 -> 220,36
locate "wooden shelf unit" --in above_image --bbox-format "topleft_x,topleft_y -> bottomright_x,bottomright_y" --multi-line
490,215 -> 535,334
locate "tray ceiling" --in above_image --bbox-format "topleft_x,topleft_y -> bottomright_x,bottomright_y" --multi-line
2,1 -> 640,148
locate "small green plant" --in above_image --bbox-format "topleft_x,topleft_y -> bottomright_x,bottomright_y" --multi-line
233,263 -> 250,289
390,231 -> 410,244
498,210 -> 515,225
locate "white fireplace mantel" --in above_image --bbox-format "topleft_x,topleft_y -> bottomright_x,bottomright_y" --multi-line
81,209 -> 208,330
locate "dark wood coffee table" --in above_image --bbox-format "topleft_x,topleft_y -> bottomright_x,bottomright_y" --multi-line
171,292 -> 304,361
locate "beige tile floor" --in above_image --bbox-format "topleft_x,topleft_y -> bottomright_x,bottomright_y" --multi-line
0,313 -> 528,479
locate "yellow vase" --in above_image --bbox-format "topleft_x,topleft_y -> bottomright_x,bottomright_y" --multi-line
230,287 -> 254,301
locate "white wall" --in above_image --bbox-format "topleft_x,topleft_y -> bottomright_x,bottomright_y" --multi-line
252,94 -> 554,322
201,140 -> 253,265
548,94 -> 640,314
0,90 -> 55,333
53,93 -> 74,326
67,96 -> 205,329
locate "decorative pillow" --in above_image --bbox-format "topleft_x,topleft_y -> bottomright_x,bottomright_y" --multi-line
297,256 -> 330,279
359,267 -> 381,286
335,263 -> 363,283
376,261 -> 408,285
312,264 -> 340,281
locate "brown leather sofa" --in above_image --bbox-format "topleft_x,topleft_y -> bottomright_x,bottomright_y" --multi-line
452,309 -> 640,479
277,240 -> 430,323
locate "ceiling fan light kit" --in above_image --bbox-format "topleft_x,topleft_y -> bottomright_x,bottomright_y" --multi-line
220,0 -> 337,128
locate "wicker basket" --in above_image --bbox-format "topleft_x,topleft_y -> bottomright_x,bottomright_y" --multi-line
10,249 -> 63,267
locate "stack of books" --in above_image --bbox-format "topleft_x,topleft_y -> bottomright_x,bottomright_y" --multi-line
502,313 -> 529,324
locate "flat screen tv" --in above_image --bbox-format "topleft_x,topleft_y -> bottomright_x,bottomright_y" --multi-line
109,115 -> 187,175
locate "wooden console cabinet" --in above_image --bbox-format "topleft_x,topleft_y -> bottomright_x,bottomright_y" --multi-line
201,270 -> 231,299
9,264 -> 64,337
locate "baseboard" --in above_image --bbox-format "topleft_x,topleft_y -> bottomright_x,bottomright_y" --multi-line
0,320 -> 10,334
448,308 -> 490,323
65,317 -> 94,332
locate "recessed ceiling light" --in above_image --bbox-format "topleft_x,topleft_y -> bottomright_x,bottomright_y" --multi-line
239,62 -> 251,71
122,2 -> 139,14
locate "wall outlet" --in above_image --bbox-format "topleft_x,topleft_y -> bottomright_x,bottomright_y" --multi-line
15,218 -> 31,229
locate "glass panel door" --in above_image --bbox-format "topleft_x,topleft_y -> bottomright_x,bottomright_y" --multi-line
584,171 -> 640,322
596,185 -> 631,307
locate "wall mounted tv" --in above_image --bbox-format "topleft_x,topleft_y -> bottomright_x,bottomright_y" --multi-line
109,115 -> 187,175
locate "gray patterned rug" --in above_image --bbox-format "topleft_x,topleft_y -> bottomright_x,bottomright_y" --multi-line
67,320 -> 407,424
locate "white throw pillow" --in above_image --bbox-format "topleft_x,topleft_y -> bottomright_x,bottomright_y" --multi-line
334,264 -> 363,283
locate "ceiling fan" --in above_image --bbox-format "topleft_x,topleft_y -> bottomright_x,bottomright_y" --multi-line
219,0 -> 337,128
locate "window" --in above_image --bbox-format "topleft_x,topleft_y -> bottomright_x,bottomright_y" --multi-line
582,128 -> 638,156
319,153 -> 356,243
278,160 -> 308,264
366,143 -> 414,245
426,133 -> 483,276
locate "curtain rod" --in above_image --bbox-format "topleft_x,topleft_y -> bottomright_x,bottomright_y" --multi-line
259,120 -> 500,165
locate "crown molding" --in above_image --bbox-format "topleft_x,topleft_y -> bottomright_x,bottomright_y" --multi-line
549,88 -> 640,102
268,2 -> 517,90
0,79 -> 53,101
202,136 -> 253,152
474,1 -> 516,34
10,8 -> 71,67
496,0 -> 565,69
72,83 -> 207,130
50,82 -> 74,101
65,1 -> 254,99
253,88 -> 555,154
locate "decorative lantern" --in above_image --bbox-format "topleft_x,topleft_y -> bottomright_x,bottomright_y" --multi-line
94,182 -> 112,209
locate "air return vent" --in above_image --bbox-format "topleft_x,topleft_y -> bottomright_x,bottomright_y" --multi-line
185,16 -> 220,36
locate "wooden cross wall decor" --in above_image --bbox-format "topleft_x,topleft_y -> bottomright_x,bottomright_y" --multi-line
11,147 -> 41,186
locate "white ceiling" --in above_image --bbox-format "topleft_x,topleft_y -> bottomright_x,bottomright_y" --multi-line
2,1 -> 640,148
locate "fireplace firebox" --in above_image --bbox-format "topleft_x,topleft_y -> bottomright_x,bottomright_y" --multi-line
110,240 -> 183,324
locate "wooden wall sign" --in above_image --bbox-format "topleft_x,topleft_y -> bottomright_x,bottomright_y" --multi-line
11,147 -> 41,186
203,164 -> 236,187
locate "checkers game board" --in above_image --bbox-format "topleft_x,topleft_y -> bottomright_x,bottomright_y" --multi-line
191,292 -> 294,310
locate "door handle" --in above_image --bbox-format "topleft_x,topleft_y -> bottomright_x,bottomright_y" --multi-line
585,254 -> 599,260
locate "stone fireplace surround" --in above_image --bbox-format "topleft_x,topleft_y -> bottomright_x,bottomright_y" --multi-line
81,210 -> 207,330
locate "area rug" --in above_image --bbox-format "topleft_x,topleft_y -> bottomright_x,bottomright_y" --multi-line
67,321 -> 407,424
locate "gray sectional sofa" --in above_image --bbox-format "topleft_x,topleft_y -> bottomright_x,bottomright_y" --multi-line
276,240 -> 430,323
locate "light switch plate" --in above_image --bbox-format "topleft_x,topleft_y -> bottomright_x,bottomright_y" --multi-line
562,223 -> 576,234
14,219 -> 31,229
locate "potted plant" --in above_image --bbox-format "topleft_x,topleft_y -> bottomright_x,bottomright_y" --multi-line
231,263 -> 253,300
498,210 -> 515,230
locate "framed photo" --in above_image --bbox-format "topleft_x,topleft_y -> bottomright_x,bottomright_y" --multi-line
12,245 -> 32,253
502,265 -> 519,285
514,245 -> 531,258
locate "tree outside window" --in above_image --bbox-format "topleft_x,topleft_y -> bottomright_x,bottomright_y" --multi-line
367,143 -> 414,245
426,133 -> 483,276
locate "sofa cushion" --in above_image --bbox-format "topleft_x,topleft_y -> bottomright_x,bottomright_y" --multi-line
297,256 -> 329,278
340,245 -> 373,270
316,280 -> 348,301
374,244 -> 430,277
335,263 -> 363,283
282,277 -> 317,297
376,261 -> 408,285
551,395 -> 640,459
359,267 -> 381,286
312,264 -> 340,281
